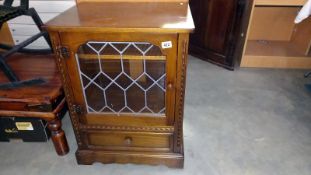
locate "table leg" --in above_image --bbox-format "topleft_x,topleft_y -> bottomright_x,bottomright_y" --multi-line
47,118 -> 69,156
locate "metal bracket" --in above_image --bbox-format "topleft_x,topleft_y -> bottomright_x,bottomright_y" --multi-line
58,46 -> 70,59
72,104 -> 82,115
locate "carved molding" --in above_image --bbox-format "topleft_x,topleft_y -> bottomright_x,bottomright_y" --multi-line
176,39 -> 188,148
54,39 -> 82,146
79,124 -> 175,133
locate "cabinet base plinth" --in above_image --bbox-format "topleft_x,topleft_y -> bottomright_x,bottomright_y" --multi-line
75,149 -> 184,168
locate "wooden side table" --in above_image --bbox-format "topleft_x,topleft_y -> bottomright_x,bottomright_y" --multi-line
0,53 -> 69,156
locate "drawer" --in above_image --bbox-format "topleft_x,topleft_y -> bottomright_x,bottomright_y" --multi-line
87,132 -> 173,152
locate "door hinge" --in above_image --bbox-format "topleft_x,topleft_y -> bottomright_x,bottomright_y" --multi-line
58,46 -> 70,59
72,104 -> 82,115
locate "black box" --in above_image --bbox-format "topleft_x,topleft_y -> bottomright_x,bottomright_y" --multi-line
0,117 -> 51,142
0,98 -> 67,142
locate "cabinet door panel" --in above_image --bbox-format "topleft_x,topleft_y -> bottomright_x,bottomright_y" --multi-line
189,0 -> 252,69
60,32 -> 177,126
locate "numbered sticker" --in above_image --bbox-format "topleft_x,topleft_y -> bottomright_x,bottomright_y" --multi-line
161,41 -> 172,49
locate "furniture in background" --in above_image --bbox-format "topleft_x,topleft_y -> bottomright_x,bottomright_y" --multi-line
189,0 -> 253,70
240,0 -> 311,69
0,0 -> 69,155
0,53 -> 69,156
0,22 -> 14,46
5,0 -> 75,49
189,0 -> 311,69
45,0 -> 194,168
0,0 -> 52,88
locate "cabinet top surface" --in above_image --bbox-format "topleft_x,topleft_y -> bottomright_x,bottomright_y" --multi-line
44,2 -> 194,33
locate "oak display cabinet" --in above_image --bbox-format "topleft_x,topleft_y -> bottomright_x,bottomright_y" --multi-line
44,0 -> 194,168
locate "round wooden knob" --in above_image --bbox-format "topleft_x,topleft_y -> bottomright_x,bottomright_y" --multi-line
124,137 -> 132,146
167,83 -> 173,89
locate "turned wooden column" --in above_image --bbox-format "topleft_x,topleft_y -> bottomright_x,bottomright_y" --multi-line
47,117 -> 69,156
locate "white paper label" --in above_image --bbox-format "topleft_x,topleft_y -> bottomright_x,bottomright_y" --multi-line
161,41 -> 172,49
15,122 -> 34,131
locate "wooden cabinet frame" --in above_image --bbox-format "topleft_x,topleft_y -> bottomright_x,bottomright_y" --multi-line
45,1 -> 193,167
48,30 -> 190,167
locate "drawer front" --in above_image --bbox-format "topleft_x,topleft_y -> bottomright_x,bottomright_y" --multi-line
87,132 -> 173,152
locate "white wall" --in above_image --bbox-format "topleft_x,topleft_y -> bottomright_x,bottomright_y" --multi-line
5,0 -> 75,49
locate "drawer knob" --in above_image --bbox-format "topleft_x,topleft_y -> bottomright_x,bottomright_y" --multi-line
124,137 -> 132,146
167,83 -> 173,89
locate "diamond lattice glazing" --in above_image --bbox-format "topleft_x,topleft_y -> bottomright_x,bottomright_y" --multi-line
76,42 -> 166,116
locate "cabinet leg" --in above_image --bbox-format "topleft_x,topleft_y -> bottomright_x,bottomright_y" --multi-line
47,118 -> 69,156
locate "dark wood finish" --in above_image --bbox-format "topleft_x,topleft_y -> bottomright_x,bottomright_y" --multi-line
87,131 -> 173,151
189,0 -> 253,70
45,1 -> 193,168
76,150 -> 184,168
0,98 -> 66,121
0,53 -> 69,156
47,98 -> 70,155
47,116 -> 69,156
0,54 -> 62,105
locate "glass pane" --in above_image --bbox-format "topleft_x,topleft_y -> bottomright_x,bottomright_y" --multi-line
85,83 -> 105,111
127,84 -> 145,112
147,85 -> 165,113
106,84 -> 125,112
76,42 -> 166,116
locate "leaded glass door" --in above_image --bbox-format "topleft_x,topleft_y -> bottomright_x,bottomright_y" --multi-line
78,41 -> 166,115
60,33 -> 177,126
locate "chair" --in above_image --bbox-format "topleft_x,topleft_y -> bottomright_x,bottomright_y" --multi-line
0,0 -> 52,89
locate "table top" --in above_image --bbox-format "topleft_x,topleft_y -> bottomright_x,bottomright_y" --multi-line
44,2 -> 194,33
0,54 -> 62,105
